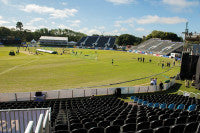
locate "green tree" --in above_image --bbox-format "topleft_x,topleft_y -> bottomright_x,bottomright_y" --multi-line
16,22 -> 23,31
144,30 -> 183,42
116,34 -> 142,46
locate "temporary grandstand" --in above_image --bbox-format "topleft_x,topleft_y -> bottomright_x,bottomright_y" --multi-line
133,38 -> 184,56
76,36 -> 116,49
39,36 -> 68,46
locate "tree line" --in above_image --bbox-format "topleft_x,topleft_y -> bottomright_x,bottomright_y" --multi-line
0,22 -> 87,43
0,22 -> 183,46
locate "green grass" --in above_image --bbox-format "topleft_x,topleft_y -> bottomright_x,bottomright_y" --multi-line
0,47 -> 180,93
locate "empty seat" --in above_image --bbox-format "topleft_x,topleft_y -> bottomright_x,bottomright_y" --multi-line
125,118 -> 136,124
170,124 -> 185,133
148,115 -> 158,122
137,116 -> 147,123
55,124 -> 68,131
136,121 -> 150,131
176,104 -> 185,110
97,120 -> 110,128
184,122 -> 199,133
153,103 -> 159,108
71,128 -> 87,133
135,128 -> 153,133
153,126 -> 170,133
159,114 -> 169,120
168,103 -> 175,110
105,125 -> 120,133
187,104 -> 196,111
111,119 -> 124,126
88,127 -> 104,133
163,118 -> 175,126
70,123 -> 83,131
120,123 -> 136,132
187,114 -> 198,123
160,103 -> 167,109
150,120 -> 162,128
84,122 -> 97,129
170,113 -> 179,118
175,116 -> 187,124
93,117 -> 104,123
81,118 -> 92,124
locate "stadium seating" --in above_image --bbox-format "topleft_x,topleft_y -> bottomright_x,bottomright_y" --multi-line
76,36 -> 116,49
133,38 -> 183,55
1,93 -> 200,133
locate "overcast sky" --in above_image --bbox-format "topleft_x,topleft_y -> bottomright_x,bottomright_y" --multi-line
0,0 -> 199,37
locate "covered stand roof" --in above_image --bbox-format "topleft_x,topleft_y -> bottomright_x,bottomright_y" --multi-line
39,36 -> 68,41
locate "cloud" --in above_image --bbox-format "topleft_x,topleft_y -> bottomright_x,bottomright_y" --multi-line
105,0 -> 136,4
120,27 -> 128,31
57,24 -> 74,30
135,28 -> 145,32
61,2 -> 67,5
78,27 -> 101,35
1,0 -> 9,5
67,20 -> 81,27
114,18 -> 134,27
21,4 -> 78,18
136,15 -> 187,24
162,0 -> 199,8
0,16 -> 10,25
27,18 -> 43,25
95,26 -> 105,30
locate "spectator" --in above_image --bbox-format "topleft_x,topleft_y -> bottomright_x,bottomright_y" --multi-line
149,59 -> 151,63
159,81 -> 164,91
162,63 -> 164,69
150,78 -> 155,85
154,78 -> 157,85
185,80 -> 190,88
90,95 -> 94,99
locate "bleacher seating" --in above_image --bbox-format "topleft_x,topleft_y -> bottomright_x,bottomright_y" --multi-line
76,36 -> 116,49
134,38 -> 184,55
1,93 -> 200,133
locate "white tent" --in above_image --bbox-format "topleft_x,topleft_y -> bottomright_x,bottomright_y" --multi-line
68,41 -> 77,45
31,39 -> 36,44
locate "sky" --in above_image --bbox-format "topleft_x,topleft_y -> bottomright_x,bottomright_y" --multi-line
0,0 -> 199,37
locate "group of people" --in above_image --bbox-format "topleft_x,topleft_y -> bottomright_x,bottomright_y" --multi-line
150,78 -> 164,91
150,78 -> 157,85
138,57 -> 145,62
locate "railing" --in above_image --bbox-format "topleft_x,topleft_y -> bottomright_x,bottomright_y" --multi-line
0,78 -> 176,102
178,90 -> 200,99
0,108 -> 50,133
35,114 -> 44,133
25,121 -> 34,133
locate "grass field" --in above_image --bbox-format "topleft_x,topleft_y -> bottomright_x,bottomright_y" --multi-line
0,47 -> 180,93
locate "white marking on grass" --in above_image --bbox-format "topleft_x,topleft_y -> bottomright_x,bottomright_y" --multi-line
0,57 -> 39,75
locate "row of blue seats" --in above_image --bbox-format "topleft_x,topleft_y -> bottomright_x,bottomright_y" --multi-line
130,96 -> 196,112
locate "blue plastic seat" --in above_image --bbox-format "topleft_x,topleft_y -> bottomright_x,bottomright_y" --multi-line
177,104 -> 185,110
130,96 -> 135,99
137,99 -> 143,104
160,103 -> 167,109
168,104 -> 175,110
134,97 -> 139,103
154,103 -> 159,108
142,101 -> 148,106
147,102 -> 153,107
187,104 -> 196,111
